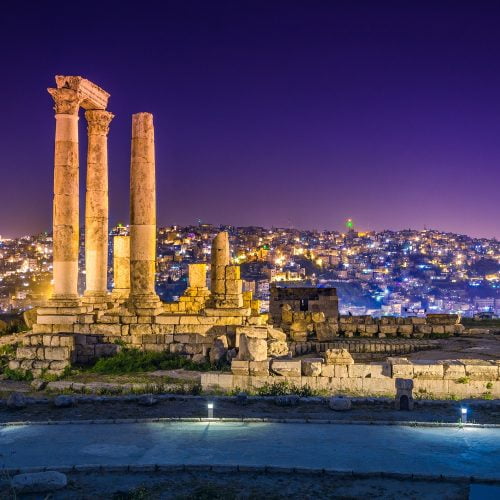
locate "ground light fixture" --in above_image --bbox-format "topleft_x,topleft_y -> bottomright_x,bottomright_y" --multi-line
461,407 -> 467,424
207,402 -> 214,419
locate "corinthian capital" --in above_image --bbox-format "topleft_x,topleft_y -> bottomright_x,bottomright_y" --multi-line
47,87 -> 83,115
85,110 -> 114,136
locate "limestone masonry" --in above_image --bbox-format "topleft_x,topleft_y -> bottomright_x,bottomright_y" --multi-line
12,76 -> 497,401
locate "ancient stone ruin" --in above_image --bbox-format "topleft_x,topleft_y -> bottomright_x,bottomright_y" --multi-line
12,75 -> 494,392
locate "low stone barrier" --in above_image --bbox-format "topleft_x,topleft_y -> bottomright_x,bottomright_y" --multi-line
201,357 -> 500,398
289,339 -> 437,357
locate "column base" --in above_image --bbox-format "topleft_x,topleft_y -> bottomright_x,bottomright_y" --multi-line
82,291 -> 110,305
127,294 -> 163,316
47,294 -> 83,309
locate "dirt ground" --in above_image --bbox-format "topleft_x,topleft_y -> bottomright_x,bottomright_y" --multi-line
0,469 -> 471,500
1,396 -> 499,424
406,335 -> 500,361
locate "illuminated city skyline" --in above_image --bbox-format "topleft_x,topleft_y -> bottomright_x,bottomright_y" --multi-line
1,2 -> 500,240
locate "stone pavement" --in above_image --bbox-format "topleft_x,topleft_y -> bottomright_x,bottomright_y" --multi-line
1,421 -> 499,480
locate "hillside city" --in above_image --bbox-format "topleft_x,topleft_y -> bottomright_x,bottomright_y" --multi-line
1,223 -> 498,318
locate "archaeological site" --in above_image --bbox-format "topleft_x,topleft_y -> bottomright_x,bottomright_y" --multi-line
9,76 -> 500,403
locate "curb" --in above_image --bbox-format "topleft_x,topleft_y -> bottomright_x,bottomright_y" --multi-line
0,463 -> 498,484
1,417 -> 499,428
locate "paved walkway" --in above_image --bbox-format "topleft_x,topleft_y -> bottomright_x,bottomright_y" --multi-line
1,422 -> 499,479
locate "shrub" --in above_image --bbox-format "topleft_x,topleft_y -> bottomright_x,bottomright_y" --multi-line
456,377 -> 470,384
88,348 -> 226,375
3,367 -> 33,381
256,380 -> 319,397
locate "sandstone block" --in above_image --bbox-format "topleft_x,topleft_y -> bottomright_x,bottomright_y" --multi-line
238,334 -> 267,361
441,361 -> 466,379
323,348 -> 354,365
129,324 -> 153,335
302,358 -> 323,377
465,363 -> 498,381
267,340 -> 289,358
271,359 -> 301,377
16,347 -> 37,360
249,360 -> 269,376
398,325 -> 413,336
231,359 -> 249,375
44,347 -> 71,361
32,324 -> 53,334
225,266 -> 240,280
412,362 -> 444,379
37,315 -> 77,325
267,326 -> 287,341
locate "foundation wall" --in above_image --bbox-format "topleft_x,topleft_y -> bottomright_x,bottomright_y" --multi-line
201,358 -> 500,398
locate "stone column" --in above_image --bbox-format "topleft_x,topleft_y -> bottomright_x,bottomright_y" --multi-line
129,113 -> 160,308
47,87 -> 83,300
210,231 -> 230,298
84,110 -> 114,302
112,235 -> 130,298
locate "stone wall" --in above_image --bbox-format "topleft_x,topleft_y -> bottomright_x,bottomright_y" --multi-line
269,285 -> 339,325
289,339 -> 437,358
201,356 -> 500,399
279,312 -> 464,342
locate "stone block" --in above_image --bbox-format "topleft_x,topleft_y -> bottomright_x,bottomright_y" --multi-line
267,340 -> 289,358
188,263 -> 207,288
398,325 -> 413,336
334,364 -> 349,378
271,359 -> 302,377
431,326 -> 445,334
385,357 -> 413,378
302,358 -> 323,377
249,360 -> 269,376
37,315 -> 77,325
348,363 -> 385,378
440,361 -> 466,379
323,348 -> 354,365
225,266 -> 240,280
415,325 -> 432,335
129,324 -> 153,335
44,347 -> 71,361
362,377 -> 396,395
412,362 -> 444,379
267,326 -> 287,341
465,363 -> 498,381
238,334 -> 267,361
319,364 -> 335,377
155,315 -> 181,325
379,325 -> 398,336
231,359 -> 249,375
32,324 -> 53,334
89,324 -> 122,336
16,347 -> 38,360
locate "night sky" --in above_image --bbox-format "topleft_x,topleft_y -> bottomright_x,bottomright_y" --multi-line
1,1 -> 499,239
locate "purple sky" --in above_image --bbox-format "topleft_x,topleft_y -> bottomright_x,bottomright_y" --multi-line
1,1 -> 499,239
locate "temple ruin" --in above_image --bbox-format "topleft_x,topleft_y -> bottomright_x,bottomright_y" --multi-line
12,75 -> 495,399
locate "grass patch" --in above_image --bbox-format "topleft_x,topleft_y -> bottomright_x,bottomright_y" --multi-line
2,367 -> 33,381
255,380 -> 324,397
87,348 -> 227,375
0,342 -> 19,374
456,376 -> 470,384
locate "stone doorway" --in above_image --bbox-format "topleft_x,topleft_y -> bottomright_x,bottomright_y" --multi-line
399,395 -> 410,411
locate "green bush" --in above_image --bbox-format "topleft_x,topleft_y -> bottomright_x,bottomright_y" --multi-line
456,376 -> 470,384
88,348 -> 226,375
3,367 -> 33,381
